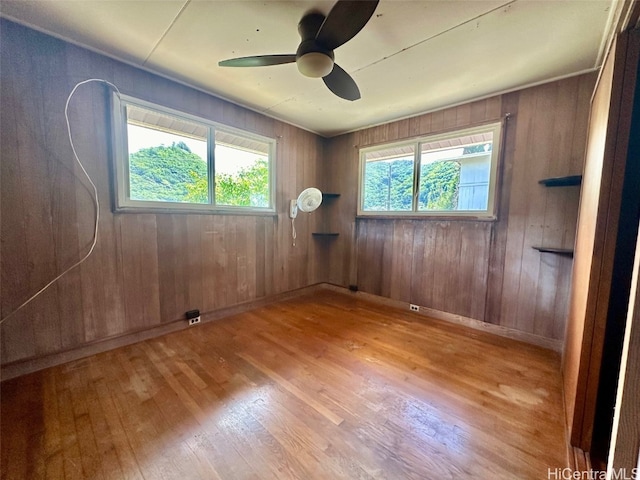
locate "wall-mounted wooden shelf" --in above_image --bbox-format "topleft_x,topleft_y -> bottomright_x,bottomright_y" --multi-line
538,175 -> 582,187
533,176 -> 580,259
313,193 -> 341,239
532,246 -> 574,258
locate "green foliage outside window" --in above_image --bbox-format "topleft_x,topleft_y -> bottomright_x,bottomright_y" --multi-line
363,159 -> 413,211
184,159 -> 269,207
418,161 -> 460,211
363,159 -> 460,211
129,142 -> 207,203
128,143 -> 269,207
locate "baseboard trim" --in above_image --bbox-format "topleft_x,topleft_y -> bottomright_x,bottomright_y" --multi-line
2,282 -> 562,381
319,283 -> 563,352
0,284 -> 325,382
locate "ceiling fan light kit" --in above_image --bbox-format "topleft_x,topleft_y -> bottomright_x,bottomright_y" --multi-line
297,52 -> 334,78
218,0 -> 379,101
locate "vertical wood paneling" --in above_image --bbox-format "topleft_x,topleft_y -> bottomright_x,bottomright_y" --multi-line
199,215 -> 216,313
2,35 -> 66,358
323,134 -> 358,287
409,222 -> 427,305
235,216 -> 249,303
563,28 -> 640,452
155,215 -> 179,322
389,221 -> 413,303
47,62 -> 85,351
325,75 -> 595,341
470,100 -> 488,124
418,223 -> 437,309
534,254 -> 563,338
263,218 -> 276,298
499,89 -> 535,331
254,217 -> 266,299
417,113 -> 431,137
119,215 -> 161,330
0,46 -> 31,360
455,104 -> 471,126
211,214 -> 227,310
515,83 -> 555,333
443,223 -> 463,315
497,76 -> 593,340
466,223 -> 492,321
1,21 -> 324,367
484,92 -> 519,326
186,215 -> 204,308
380,220 -> 395,298
431,110 -> 444,132
431,223 -> 450,313
223,216 -> 238,309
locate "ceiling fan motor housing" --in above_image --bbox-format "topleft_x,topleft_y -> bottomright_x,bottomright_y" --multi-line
297,12 -> 325,41
296,12 -> 335,78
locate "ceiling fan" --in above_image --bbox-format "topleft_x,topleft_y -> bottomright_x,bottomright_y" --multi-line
218,0 -> 380,101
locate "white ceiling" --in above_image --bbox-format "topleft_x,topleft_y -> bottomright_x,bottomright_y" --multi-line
1,0 -> 615,137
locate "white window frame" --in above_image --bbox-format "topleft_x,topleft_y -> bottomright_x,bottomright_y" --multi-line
358,122 -> 502,219
111,93 -> 276,214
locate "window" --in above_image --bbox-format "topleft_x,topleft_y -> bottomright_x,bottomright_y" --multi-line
111,94 -> 275,213
359,122 -> 501,218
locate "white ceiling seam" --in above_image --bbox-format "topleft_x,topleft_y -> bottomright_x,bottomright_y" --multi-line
142,0 -> 193,66
351,0 -> 517,76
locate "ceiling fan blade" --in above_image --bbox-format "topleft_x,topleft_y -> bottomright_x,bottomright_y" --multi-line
316,0 -> 379,51
218,54 -> 296,68
323,64 -> 360,101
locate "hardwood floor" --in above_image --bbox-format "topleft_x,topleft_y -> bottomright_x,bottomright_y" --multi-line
1,290 -> 568,479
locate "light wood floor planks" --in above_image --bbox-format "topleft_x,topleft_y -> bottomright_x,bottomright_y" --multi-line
1,291 -> 568,479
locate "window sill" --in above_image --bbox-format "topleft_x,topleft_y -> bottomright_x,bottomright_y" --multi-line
356,214 -> 497,222
113,206 -> 277,216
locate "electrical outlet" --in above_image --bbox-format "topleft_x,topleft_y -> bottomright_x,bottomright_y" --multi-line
410,304 -> 419,312
185,309 -> 200,325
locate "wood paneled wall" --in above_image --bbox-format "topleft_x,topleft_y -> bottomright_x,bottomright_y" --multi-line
563,27 -> 640,454
0,21 -> 324,367
562,42 -> 617,448
322,74 -> 595,341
